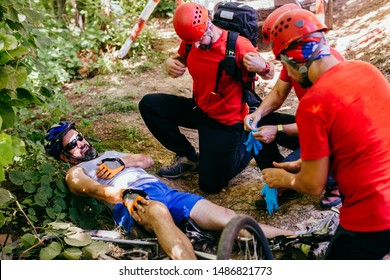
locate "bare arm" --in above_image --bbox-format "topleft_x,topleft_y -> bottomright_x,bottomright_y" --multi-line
66,166 -> 124,204
120,153 -> 154,169
244,78 -> 293,131
262,156 -> 329,196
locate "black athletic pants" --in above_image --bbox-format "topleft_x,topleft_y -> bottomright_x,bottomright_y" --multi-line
253,112 -> 300,170
139,93 -> 253,194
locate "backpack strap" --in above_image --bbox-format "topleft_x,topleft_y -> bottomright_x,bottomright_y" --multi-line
213,31 -> 261,109
213,31 -> 240,95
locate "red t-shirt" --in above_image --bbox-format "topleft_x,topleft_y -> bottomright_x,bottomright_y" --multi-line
297,61 -> 390,232
178,28 -> 256,125
279,48 -> 345,100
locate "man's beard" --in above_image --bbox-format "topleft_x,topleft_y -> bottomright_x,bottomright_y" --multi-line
83,145 -> 97,161
299,76 -> 313,88
66,144 -> 98,164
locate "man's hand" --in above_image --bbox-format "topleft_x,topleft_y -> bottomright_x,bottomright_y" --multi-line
164,57 -> 186,78
122,189 -> 150,223
243,52 -> 274,80
262,168 -> 292,189
252,125 -> 278,144
244,111 -> 262,131
96,158 -> 125,179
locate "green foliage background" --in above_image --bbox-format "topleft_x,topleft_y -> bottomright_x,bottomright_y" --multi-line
0,0 -> 174,259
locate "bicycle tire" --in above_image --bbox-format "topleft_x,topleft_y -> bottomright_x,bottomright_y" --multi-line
216,215 -> 273,260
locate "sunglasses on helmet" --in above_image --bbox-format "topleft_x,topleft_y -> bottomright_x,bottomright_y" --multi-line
63,133 -> 84,152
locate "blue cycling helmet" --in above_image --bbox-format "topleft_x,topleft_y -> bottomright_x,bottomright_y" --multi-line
45,121 -> 75,159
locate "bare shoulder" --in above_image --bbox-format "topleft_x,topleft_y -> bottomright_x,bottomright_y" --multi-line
66,165 -> 85,180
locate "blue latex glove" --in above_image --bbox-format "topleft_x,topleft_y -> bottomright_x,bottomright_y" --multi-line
244,130 -> 263,155
261,184 -> 279,215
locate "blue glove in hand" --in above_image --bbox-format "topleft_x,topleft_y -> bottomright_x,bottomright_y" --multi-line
261,184 -> 279,215
244,131 -> 263,155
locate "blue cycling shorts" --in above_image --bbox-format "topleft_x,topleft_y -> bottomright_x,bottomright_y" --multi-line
113,182 -> 204,232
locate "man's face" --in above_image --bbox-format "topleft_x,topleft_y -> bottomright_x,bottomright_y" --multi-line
283,62 -> 303,83
61,129 -> 96,162
282,61 -> 312,89
194,21 -> 212,50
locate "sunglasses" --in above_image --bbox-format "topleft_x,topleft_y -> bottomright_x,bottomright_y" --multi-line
63,133 -> 84,151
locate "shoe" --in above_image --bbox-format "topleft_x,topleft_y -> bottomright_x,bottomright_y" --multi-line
158,155 -> 199,179
319,184 -> 342,209
255,189 -> 302,210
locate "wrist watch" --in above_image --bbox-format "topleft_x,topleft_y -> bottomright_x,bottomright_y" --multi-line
276,124 -> 286,138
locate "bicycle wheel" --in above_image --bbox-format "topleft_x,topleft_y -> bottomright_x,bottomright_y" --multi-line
216,215 -> 273,260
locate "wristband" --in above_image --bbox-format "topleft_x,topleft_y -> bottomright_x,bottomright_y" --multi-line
259,62 -> 271,76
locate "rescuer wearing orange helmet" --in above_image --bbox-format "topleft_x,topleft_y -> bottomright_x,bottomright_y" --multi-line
139,2 -> 274,194
262,9 -> 390,259
244,4 -> 344,210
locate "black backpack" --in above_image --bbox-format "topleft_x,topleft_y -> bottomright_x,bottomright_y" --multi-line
213,1 -> 263,110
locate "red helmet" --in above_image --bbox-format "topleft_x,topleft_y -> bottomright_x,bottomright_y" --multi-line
262,4 -> 301,44
270,9 -> 327,59
173,2 -> 209,44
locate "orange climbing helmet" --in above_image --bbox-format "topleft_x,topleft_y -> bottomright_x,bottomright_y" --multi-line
270,9 -> 327,59
173,2 -> 209,44
262,3 -> 301,44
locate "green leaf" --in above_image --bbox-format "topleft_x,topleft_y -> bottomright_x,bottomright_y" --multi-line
4,35 -> 18,50
40,86 -> 54,98
0,187 -> 15,206
64,232 -> 92,247
46,207 -> 56,219
0,104 -> 15,129
14,66 -> 28,88
0,51 -> 12,65
23,181 -> 36,193
0,34 -> 5,51
0,211 -> 5,228
20,233 -> 37,248
56,178 -> 68,193
40,174 -> 52,184
16,88 -> 44,106
8,170 -> 24,186
53,197 -> 67,211
34,192 -> 48,207
23,170 -> 37,180
62,247 -> 82,260
48,222 -> 71,230
0,165 -> 4,182
68,207 -> 79,222
83,241 -> 110,259
0,133 -> 13,165
11,135 -> 26,157
40,241 -> 62,260
41,162 -> 55,175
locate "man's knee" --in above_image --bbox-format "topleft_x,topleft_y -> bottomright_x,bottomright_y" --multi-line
138,94 -> 154,112
138,201 -> 172,228
199,177 -> 226,194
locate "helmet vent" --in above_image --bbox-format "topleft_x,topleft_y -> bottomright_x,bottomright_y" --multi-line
295,19 -> 304,28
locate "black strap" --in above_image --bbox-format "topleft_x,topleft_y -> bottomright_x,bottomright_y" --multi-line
213,31 -> 239,95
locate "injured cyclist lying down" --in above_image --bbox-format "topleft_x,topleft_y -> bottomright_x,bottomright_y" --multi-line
44,121 -> 300,260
